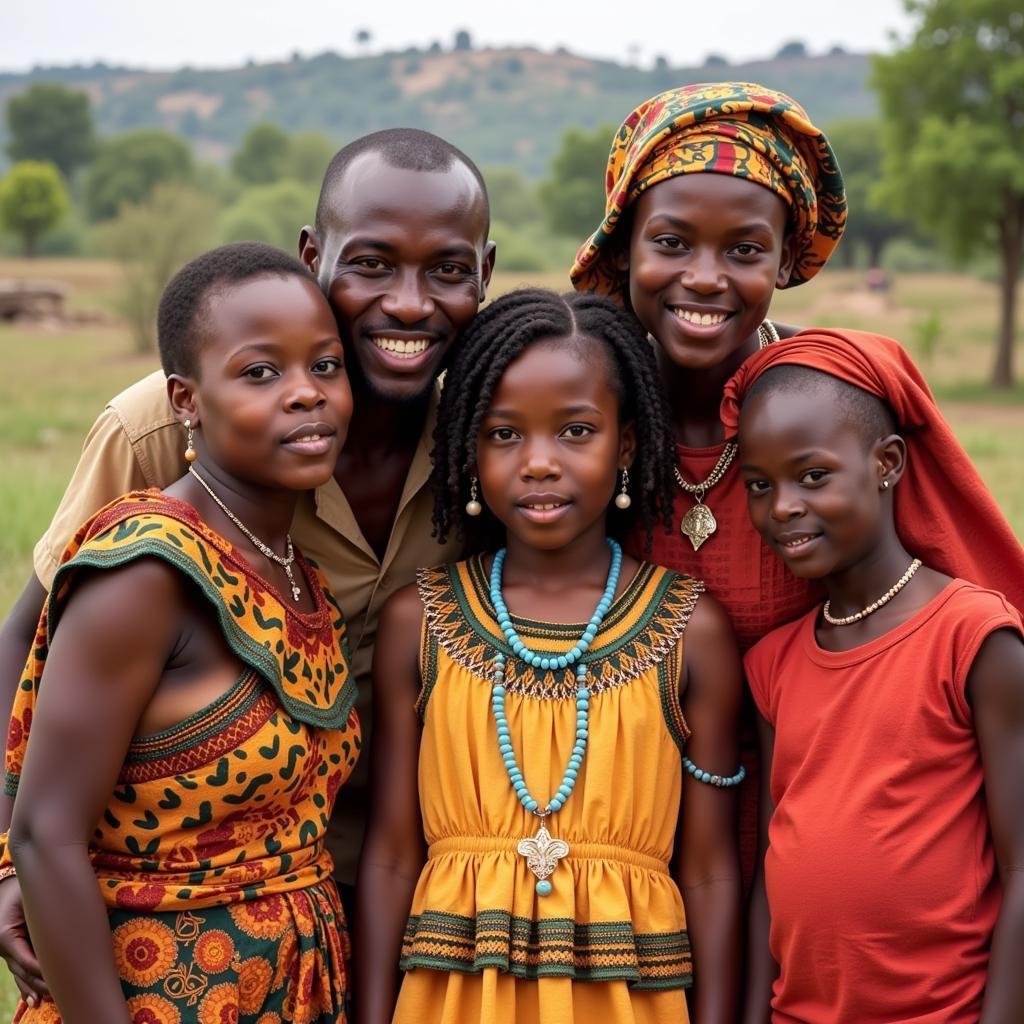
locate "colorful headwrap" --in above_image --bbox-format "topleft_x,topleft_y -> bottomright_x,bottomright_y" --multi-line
570,82 -> 847,299
721,329 -> 1024,615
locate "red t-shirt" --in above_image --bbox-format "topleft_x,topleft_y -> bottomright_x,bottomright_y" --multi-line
746,580 -> 1023,1024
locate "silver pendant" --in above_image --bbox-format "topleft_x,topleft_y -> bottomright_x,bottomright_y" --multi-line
291,585 -> 301,602
517,823 -> 569,891
680,501 -> 717,551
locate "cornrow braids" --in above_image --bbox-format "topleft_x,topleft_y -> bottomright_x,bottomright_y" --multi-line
431,288 -> 677,553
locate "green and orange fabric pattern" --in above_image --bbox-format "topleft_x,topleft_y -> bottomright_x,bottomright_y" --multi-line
1,491 -> 360,1023
570,81 -> 847,298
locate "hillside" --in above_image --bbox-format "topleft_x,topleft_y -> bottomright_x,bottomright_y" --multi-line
0,47 -> 875,176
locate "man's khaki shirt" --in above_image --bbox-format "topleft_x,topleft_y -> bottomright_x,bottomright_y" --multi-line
33,369 -> 461,882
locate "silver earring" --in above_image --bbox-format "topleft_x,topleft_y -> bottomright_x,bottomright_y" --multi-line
183,419 -> 197,463
881,479 -> 890,490
465,476 -> 482,517
614,468 -> 632,509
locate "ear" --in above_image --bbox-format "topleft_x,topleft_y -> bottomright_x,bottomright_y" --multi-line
776,232 -> 798,288
167,373 -> 199,426
874,433 -> 907,490
479,240 -> 497,301
612,242 -> 630,273
298,226 -> 321,275
618,420 -> 637,471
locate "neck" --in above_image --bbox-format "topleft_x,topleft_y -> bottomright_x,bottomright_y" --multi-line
658,333 -> 761,448
820,527 -> 915,617
183,462 -> 298,556
343,375 -> 432,461
500,526 -> 613,596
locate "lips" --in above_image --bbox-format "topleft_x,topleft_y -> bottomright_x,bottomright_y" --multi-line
773,530 -> 822,554
670,305 -> 732,328
282,421 -> 337,455
515,493 -> 572,522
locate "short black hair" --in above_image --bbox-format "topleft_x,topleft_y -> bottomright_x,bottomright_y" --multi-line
432,288 -> 676,552
157,242 -> 315,378
314,127 -> 490,234
744,364 -> 898,449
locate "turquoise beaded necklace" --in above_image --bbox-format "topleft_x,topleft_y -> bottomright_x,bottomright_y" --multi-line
489,538 -> 622,896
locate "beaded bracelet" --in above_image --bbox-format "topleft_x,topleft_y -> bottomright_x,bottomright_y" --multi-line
0,866 -> 15,883
682,756 -> 746,788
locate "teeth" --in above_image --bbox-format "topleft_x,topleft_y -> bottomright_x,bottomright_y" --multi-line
293,434 -> 322,442
782,536 -> 815,547
526,503 -> 564,510
372,337 -> 431,357
674,309 -> 728,326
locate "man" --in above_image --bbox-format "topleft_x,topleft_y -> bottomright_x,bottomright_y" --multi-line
0,127 -> 495,1003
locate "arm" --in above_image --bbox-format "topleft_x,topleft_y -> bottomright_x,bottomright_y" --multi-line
741,714 -> 777,1024
675,594 -> 743,1024
9,560 -> 182,1024
354,584 -> 426,1024
970,628 -> 1024,1024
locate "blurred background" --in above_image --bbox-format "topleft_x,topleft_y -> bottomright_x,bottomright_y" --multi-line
0,0 -> 1021,652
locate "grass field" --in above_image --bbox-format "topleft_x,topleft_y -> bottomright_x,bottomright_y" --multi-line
0,259 -> 1021,1009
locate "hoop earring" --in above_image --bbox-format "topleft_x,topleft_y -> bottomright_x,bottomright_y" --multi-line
614,468 -> 632,509
465,476 -> 482,517
183,419 -> 197,463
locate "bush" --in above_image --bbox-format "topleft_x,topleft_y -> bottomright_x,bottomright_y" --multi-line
220,180 -> 318,252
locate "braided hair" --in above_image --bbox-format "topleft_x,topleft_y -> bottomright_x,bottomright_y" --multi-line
432,288 -> 676,552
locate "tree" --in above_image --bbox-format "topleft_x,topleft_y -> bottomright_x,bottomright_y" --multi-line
704,53 -> 730,67
775,40 -> 808,59
286,132 -> 337,186
232,122 -> 290,185
354,28 -> 372,52
826,118 -> 912,267
98,184 -> 219,352
873,0 -> 1024,388
0,161 -> 69,257
220,180 -> 319,251
484,166 -> 541,228
454,29 -> 473,52
538,124 -> 613,239
5,83 -> 95,180
84,129 -> 194,222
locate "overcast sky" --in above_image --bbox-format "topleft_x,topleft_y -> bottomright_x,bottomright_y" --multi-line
2,0 -> 915,72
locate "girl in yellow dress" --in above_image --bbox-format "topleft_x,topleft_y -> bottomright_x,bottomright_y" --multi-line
356,289 -> 743,1024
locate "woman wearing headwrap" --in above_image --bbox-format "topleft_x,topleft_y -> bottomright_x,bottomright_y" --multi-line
571,82 -> 847,650
570,83 -> 848,902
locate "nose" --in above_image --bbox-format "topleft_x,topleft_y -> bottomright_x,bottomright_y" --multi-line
285,372 -> 327,411
681,249 -> 726,294
769,482 -> 805,522
380,269 -> 435,323
520,437 -> 560,481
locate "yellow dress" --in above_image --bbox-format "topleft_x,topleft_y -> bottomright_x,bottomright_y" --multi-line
394,556 -> 703,1024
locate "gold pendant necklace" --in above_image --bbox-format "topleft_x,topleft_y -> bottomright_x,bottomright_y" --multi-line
675,320 -> 778,550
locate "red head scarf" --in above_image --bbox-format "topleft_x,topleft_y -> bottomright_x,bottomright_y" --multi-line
720,328 -> 1024,613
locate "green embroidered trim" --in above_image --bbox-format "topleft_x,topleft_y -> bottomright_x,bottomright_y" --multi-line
414,593 -> 441,722
48,539 -> 356,731
400,908 -> 692,989
419,559 -> 704,700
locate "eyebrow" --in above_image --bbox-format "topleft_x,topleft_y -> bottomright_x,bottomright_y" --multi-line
485,403 -> 604,418
649,214 -> 776,235
740,449 -> 831,471
229,337 -> 340,358
338,238 -> 478,261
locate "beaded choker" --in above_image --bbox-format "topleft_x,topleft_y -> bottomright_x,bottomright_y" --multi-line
489,539 -> 622,896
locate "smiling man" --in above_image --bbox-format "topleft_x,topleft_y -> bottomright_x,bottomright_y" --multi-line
0,131 -> 495,979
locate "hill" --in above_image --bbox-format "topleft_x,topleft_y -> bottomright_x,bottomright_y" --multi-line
0,47 -> 876,176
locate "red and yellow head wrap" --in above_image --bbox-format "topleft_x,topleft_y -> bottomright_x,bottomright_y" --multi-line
570,82 -> 847,298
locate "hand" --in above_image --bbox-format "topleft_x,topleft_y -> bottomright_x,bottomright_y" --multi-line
0,877 -> 47,1005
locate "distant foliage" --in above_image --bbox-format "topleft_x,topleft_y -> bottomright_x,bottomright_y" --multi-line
538,124 -> 613,239
0,161 -> 69,257
286,132 -> 338,186
84,129 -> 194,221
221,180 -> 318,251
5,83 -> 95,179
98,184 -> 219,351
232,122 -> 290,185
776,40 -> 809,59
454,30 -> 473,52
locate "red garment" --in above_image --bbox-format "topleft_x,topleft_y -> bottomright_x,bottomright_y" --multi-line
721,328 -> 1024,614
636,443 -> 819,653
746,580 -> 1022,1024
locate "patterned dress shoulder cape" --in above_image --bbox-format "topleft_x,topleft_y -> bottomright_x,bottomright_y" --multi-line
394,557 -> 702,1024
1,491 -> 361,1024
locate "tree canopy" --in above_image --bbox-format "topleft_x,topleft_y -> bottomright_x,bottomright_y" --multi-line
538,124 -> 613,239
232,122 -> 291,186
5,83 -> 95,180
0,161 -> 70,257
84,129 -> 195,222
